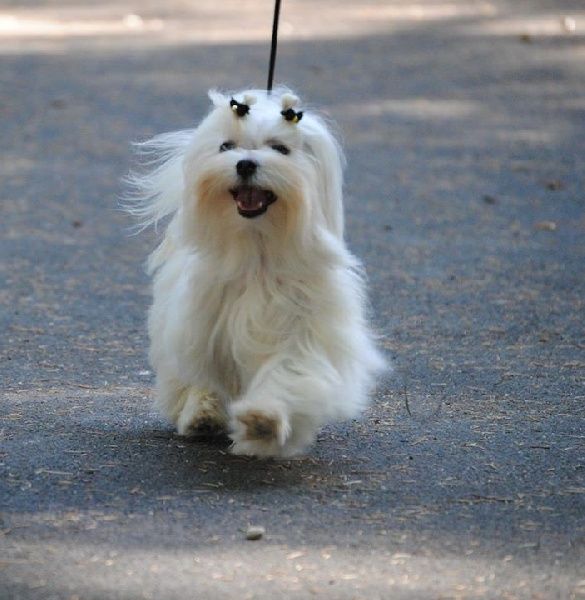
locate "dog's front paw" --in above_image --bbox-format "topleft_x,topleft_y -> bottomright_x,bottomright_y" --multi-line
229,407 -> 291,457
176,389 -> 227,437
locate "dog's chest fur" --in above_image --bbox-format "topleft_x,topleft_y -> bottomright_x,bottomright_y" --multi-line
191,262 -> 308,395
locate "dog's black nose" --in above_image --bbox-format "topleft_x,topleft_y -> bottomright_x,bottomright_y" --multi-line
236,159 -> 257,180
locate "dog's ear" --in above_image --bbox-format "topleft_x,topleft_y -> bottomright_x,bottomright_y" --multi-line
303,116 -> 345,239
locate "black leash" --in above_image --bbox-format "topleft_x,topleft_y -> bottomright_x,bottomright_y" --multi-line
267,0 -> 282,93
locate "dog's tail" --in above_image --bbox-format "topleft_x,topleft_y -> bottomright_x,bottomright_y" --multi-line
122,130 -> 193,234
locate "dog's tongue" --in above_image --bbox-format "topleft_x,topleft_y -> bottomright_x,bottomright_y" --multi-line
234,187 -> 265,211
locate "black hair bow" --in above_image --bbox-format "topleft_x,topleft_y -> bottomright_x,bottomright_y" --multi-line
281,108 -> 303,123
230,98 -> 250,117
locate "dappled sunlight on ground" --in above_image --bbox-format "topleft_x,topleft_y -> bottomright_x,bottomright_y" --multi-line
3,536 -> 556,599
458,12 -> 584,37
0,0 -> 500,53
339,98 -> 483,119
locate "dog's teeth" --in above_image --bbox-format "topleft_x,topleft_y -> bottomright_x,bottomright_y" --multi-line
231,186 -> 276,217
236,188 -> 265,210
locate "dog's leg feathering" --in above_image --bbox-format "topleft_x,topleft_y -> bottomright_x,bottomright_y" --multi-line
228,353 -> 349,457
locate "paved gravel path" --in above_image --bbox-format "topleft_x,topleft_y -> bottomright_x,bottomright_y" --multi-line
1,1 -> 584,598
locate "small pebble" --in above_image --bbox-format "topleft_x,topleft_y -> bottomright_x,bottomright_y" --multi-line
245,525 -> 265,540
534,221 -> 557,232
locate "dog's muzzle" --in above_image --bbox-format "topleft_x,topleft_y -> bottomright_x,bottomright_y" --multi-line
230,186 -> 277,219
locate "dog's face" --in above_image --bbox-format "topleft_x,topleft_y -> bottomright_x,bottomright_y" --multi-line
180,90 -> 344,249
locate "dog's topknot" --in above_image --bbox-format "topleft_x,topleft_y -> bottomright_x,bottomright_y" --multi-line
280,93 -> 303,123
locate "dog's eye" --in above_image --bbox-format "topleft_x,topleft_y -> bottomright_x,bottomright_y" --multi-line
271,144 -> 290,155
219,141 -> 236,152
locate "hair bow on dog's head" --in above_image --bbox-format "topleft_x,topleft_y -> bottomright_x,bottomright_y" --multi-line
229,94 -> 257,118
280,93 -> 303,124
230,98 -> 250,117
281,107 -> 303,123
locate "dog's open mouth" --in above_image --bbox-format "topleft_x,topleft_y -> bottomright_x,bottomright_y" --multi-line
230,186 -> 277,219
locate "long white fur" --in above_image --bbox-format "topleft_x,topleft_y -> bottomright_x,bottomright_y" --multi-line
128,88 -> 385,457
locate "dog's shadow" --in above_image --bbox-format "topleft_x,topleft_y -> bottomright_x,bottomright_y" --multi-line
132,425 -> 367,497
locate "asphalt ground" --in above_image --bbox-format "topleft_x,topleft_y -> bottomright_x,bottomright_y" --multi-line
1,1 -> 584,598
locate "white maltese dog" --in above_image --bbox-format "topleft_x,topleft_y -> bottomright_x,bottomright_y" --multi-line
128,88 -> 385,457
